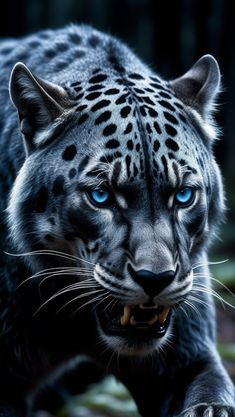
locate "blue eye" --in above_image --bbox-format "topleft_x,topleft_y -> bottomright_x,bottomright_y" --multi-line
175,187 -> 194,206
89,188 -> 112,206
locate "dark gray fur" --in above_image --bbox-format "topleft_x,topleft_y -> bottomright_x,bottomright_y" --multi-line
0,25 -> 234,417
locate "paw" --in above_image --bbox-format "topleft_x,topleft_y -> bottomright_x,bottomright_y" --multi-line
178,403 -> 235,417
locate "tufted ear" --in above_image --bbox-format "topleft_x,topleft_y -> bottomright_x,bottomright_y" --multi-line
10,62 -> 72,154
170,55 -> 221,120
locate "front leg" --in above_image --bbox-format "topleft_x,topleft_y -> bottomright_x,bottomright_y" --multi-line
178,350 -> 235,417
118,350 -> 234,417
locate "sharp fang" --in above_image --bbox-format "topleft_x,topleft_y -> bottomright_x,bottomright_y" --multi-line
158,307 -> 170,324
147,314 -> 159,325
139,303 -> 158,309
120,305 -> 132,326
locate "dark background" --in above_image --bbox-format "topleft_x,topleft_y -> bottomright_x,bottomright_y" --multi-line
0,0 -> 234,413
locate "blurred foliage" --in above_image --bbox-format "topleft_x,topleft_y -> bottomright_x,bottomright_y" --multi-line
60,377 -> 140,417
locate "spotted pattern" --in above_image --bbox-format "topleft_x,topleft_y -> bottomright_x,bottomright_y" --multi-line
4,25 -> 222,346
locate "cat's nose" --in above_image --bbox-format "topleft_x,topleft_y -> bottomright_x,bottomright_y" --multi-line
128,264 -> 175,297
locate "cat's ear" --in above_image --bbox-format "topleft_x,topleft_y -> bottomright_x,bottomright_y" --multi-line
170,55 -> 221,120
10,62 -> 72,153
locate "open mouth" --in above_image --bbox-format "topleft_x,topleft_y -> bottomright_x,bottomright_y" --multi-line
96,301 -> 171,339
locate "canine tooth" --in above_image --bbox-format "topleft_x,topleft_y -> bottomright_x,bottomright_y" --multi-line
147,314 -> 159,325
158,307 -> 170,324
120,305 -> 132,326
139,303 -> 159,309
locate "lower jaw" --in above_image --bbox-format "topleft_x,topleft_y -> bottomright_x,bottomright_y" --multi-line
96,307 -> 172,355
99,323 -> 171,356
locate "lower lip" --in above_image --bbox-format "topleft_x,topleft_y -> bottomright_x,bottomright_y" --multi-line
96,307 -> 171,340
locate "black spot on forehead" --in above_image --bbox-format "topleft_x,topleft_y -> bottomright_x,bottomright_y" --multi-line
95,110 -> 111,125
0,46 -> 13,55
28,40 -> 41,48
89,74 -> 108,84
17,52 -> 30,61
71,81 -> 81,87
76,104 -> 87,112
74,92 -> 84,100
165,138 -> 179,151
134,88 -> 145,94
85,92 -> 102,101
124,122 -> 133,134
109,55 -> 125,73
140,106 -> 147,117
88,35 -> 100,47
105,139 -> 120,149
141,96 -> 155,106
104,88 -> 120,95
62,144 -> 77,161
92,68 -> 102,74
148,108 -> 158,118
77,113 -> 89,125
44,49 -> 57,59
56,42 -> 69,52
150,82 -> 162,90
164,112 -> 179,125
165,124 -> 177,137
153,139 -> 160,152
69,168 -> 77,179
133,163 -> 138,177
115,94 -> 128,105
159,91 -> 172,99
77,155 -> 90,175
146,123 -> 152,134
127,140 -> 134,150
73,49 -> 86,59
35,186 -> 48,213
179,113 -> 187,123
128,73 -> 145,80
68,32 -> 82,44
55,61 -> 68,71
52,176 -> 65,196
103,124 -> 117,136
125,155 -> 131,178
91,99 -> 111,112
161,155 -> 169,182
120,106 -> 131,118
154,121 -> 162,134
174,101 -> 184,110
159,100 -> 176,112
87,84 -> 104,92
73,86 -> 83,93
144,87 -> 155,93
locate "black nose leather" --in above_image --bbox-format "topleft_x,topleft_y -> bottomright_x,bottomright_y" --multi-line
128,264 -> 175,297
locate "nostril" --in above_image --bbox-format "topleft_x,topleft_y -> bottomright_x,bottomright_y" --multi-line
128,264 -> 175,297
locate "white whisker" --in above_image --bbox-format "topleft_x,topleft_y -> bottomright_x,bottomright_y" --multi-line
33,287 -> 103,317
71,293 -> 106,316
192,259 -> 228,270
5,249 -> 96,266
